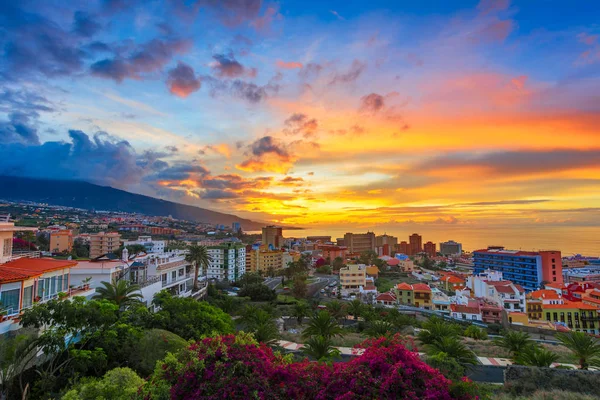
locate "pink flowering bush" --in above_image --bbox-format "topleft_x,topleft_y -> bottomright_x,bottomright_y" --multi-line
137,333 -> 479,400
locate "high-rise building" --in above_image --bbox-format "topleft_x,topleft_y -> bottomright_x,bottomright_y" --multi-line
439,240 -> 462,256
50,230 -> 73,253
89,232 -> 121,259
408,233 -> 422,256
232,222 -> 241,232
247,245 -> 287,274
262,226 -> 283,249
473,247 -> 563,292
376,234 -> 397,256
397,241 -> 409,254
343,232 -> 376,254
307,236 -> 331,243
206,243 -> 246,282
423,241 -> 436,257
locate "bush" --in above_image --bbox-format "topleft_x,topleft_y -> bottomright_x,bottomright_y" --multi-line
139,333 -> 479,399
504,365 -> 600,396
128,329 -> 188,376
62,367 -> 144,400
238,283 -> 277,301
464,325 -> 488,340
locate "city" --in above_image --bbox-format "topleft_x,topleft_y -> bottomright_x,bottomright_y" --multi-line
1,0 -> 600,399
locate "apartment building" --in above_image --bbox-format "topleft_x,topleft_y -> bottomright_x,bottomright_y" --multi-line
247,245 -> 287,274
423,241 -> 436,257
123,236 -> 165,253
408,233 -> 422,256
339,264 -> 366,291
262,226 -> 284,249
207,243 -> 246,282
343,232 -> 375,253
89,232 -> 121,259
439,240 -> 462,256
473,246 -> 563,291
49,230 -> 73,253
467,269 -> 526,312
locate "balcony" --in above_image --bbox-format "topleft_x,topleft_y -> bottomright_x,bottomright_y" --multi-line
162,273 -> 192,288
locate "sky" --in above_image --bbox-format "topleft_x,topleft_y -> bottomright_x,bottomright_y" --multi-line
1,0 -> 600,239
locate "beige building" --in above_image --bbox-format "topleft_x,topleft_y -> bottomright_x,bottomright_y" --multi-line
89,232 -> 121,259
343,232 -> 376,253
247,246 -> 284,274
50,230 -> 73,253
262,226 -> 283,249
340,264 -> 367,290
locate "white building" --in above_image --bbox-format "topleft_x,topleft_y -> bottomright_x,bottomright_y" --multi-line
206,243 -> 246,282
467,269 -> 526,312
123,236 -> 165,254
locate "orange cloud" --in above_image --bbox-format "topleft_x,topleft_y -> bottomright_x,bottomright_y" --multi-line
276,60 -> 303,69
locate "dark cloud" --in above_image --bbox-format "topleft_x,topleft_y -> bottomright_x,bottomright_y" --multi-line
201,189 -> 240,199
166,62 -> 202,97
153,163 -> 210,181
1,112 -> 40,145
91,38 -> 192,82
231,80 -> 271,103
459,199 -> 552,207
250,136 -> 289,157
279,176 -> 304,186
283,113 -> 319,137
211,54 -> 256,78
417,149 -> 600,175
73,11 -> 101,37
0,88 -> 56,145
329,60 -> 366,85
359,93 -> 385,113
202,174 -> 272,190
0,130 -> 167,187
165,145 -> 179,153
299,63 -> 323,80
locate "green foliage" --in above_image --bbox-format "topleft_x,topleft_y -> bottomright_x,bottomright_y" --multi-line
331,257 -> 345,271
129,329 -> 188,376
464,325 -> 488,340
94,280 -> 143,309
234,272 -> 264,287
418,316 -> 462,345
291,276 -> 308,299
492,331 -> 534,359
556,331 -> 600,370
238,283 -> 277,301
292,302 -> 310,326
425,352 -> 465,380
62,367 -> 144,400
0,332 -> 39,398
302,310 -> 343,339
326,300 -> 347,322
238,306 -> 279,344
426,336 -> 479,368
514,345 -> 559,368
365,320 -> 396,338
185,244 -> 213,290
315,265 -> 332,274
347,299 -> 363,319
151,291 -> 234,340
302,335 -> 341,361
358,250 -> 379,265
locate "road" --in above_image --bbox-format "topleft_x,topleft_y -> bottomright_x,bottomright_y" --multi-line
264,277 -> 283,290
309,274 -> 340,299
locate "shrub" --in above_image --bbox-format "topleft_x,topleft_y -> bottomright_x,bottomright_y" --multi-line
128,329 -> 188,376
463,325 -> 488,340
62,367 -> 144,400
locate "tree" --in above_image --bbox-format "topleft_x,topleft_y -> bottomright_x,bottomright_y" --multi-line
302,336 -> 341,361
166,240 -> 187,251
514,345 -> 559,368
292,276 -> 307,299
332,257 -> 345,271
128,329 -> 188,376
359,250 -> 378,265
0,332 -> 39,398
239,306 -> 279,345
234,272 -> 264,287
238,283 -> 277,301
365,320 -> 396,338
347,299 -> 363,320
94,280 -> 143,310
492,331 -> 534,359
426,352 -> 466,380
326,300 -> 347,323
72,238 -> 90,258
266,266 -> 275,277
62,367 -> 144,400
463,325 -> 488,340
417,317 -> 462,345
302,311 -> 343,339
556,331 -> 600,370
292,302 -> 310,326
151,291 -> 234,340
426,336 -> 478,368
185,244 -> 213,291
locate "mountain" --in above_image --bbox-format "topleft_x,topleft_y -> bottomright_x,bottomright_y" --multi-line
0,176 -> 266,231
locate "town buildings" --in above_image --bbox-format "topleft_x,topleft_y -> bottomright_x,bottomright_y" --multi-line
206,243 -> 246,282
398,241 -> 409,254
473,246 -> 563,291
89,232 -> 121,259
49,230 -> 73,253
375,234 -> 398,256
423,241 -> 436,257
439,240 -> 463,256
467,270 -> 526,312
342,232 -> 376,253
394,282 -> 433,309
246,245 -> 291,274
262,226 -> 284,249
123,236 -> 165,253
339,264 -> 367,291
317,245 -> 348,261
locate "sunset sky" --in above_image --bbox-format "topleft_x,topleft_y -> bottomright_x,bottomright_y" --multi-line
1,0 -> 600,234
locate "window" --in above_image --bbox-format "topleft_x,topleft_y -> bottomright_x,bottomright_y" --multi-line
0,289 -> 20,314
22,286 -> 33,308
3,238 -> 11,256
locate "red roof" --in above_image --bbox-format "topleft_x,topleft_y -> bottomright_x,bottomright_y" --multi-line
451,303 -> 480,314
386,258 -> 400,266
474,249 -> 540,256
0,267 -> 41,283
495,285 -> 516,294
443,275 -> 465,284
376,292 -> 397,302
412,283 -> 432,292
543,300 -> 598,310
529,289 -> 561,300
396,282 -> 412,290
2,258 -> 77,275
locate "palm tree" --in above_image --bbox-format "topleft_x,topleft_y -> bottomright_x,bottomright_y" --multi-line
239,307 -> 279,345
292,303 -> 310,326
426,336 -> 478,368
515,345 -> 559,367
347,299 -> 363,320
302,336 -> 340,361
302,310 -> 343,339
326,300 -> 347,323
185,245 -> 213,291
492,331 -> 534,359
418,317 -> 461,345
556,331 -> 600,370
365,320 -> 396,338
94,280 -> 142,309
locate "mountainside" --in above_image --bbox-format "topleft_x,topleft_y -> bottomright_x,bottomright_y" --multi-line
0,176 -> 265,230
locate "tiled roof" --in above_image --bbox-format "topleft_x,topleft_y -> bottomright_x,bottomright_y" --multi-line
529,289 -> 560,300
0,267 -> 41,283
543,300 -> 598,310
376,292 -> 396,302
444,275 -> 465,284
396,282 -> 412,290
451,303 -> 480,314
386,258 -> 400,266
495,285 -> 516,294
2,258 -> 77,275
412,283 -> 432,292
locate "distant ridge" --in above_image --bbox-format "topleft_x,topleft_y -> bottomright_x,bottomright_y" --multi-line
0,176 -> 266,231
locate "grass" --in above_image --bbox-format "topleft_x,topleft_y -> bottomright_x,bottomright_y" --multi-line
280,331 -> 368,348
461,337 -> 575,364
375,274 -> 420,292
494,390 -> 600,400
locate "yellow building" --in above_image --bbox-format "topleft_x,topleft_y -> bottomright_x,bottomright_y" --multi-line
50,230 -> 73,253
247,245 -> 285,274
89,232 -> 121,259
339,264 -> 366,290
365,265 -> 379,278
411,283 -> 433,310
542,300 -> 599,335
